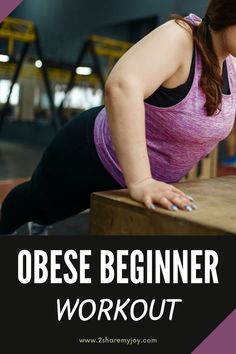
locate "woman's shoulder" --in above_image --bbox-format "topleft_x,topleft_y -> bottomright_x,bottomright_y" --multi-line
155,19 -> 193,44
154,19 -> 194,63
105,19 -> 194,98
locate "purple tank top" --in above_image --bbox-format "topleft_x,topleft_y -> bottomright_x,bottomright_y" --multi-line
93,14 -> 236,187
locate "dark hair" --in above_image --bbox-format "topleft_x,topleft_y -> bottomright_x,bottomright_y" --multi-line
171,0 -> 236,116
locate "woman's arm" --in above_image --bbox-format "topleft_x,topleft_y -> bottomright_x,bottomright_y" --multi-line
104,20 -> 195,211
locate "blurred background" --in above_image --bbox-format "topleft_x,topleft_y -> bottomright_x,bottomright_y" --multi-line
0,0 -> 235,234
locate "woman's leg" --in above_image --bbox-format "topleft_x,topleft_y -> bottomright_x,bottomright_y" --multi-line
0,105 -> 122,234
0,181 -> 51,234
0,180 -> 92,235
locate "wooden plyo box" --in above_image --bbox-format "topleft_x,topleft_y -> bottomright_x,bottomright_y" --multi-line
89,176 -> 236,235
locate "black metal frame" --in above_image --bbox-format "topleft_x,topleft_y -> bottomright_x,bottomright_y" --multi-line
58,38 -> 105,118
0,25 -> 61,133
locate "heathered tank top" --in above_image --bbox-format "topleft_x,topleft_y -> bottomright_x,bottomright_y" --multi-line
93,13 -> 236,187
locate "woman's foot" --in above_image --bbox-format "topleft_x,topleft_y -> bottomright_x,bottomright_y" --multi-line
28,222 -> 52,236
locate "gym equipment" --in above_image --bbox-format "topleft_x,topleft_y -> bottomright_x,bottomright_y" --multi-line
0,17 -> 60,132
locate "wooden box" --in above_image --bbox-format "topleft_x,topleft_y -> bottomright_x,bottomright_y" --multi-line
89,176 -> 236,236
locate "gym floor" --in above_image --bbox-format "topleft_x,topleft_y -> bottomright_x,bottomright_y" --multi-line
0,137 -> 236,236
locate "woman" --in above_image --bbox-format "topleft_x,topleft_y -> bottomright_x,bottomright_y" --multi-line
1,0 -> 236,235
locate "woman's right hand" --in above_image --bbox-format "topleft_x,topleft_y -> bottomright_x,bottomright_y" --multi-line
128,177 -> 197,212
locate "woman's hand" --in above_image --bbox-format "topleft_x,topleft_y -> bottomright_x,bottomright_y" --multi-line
128,177 -> 197,212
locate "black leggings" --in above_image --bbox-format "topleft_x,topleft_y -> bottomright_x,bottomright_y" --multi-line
0,105 -> 122,234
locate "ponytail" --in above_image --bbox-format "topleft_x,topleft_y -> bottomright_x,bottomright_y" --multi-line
171,14 -> 223,116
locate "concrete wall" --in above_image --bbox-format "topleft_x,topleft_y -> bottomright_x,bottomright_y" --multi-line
175,0 -> 208,17
11,0 -> 175,62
